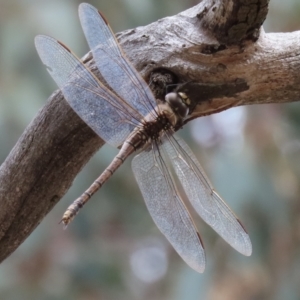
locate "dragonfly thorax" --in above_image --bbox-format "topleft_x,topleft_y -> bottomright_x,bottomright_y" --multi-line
141,104 -> 174,141
140,94 -> 189,142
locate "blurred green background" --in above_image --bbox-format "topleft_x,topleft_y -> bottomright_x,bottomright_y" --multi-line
1,0 -> 300,299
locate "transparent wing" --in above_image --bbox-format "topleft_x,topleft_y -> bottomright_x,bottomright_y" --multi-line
35,35 -> 142,147
163,134 -> 252,256
132,143 -> 206,273
79,3 -> 157,116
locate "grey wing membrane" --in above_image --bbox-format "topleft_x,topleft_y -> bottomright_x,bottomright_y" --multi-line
35,35 -> 141,147
79,3 -> 157,117
132,144 -> 206,273
162,134 -> 252,256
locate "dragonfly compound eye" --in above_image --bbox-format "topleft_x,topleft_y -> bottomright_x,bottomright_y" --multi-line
165,92 -> 189,119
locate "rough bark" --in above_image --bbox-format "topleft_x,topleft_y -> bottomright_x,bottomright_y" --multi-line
0,0 -> 299,262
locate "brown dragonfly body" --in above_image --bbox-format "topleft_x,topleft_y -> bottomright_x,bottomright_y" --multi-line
35,3 -> 252,273
62,100 -> 186,225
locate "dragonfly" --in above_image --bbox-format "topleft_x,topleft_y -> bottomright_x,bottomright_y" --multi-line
35,3 -> 252,273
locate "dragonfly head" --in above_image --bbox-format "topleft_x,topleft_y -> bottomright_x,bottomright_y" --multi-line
165,92 -> 189,120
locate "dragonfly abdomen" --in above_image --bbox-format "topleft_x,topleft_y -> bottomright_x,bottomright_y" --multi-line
61,139 -> 137,227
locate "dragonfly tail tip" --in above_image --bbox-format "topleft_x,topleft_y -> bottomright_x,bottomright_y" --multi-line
59,218 -> 69,230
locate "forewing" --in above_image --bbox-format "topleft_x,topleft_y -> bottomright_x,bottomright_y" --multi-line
35,35 -> 141,147
79,3 -> 157,116
163,135 -> 252,256
132,144 -> 206,273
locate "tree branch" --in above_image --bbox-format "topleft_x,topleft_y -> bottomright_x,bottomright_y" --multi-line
197,0 -> 269,44
0,0 -> 299,262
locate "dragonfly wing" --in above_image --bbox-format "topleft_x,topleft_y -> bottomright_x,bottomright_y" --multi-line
162,134 -> 252,256
132,143 -> 206,273
79,3 -> 157,116
35,35 -> 141,147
